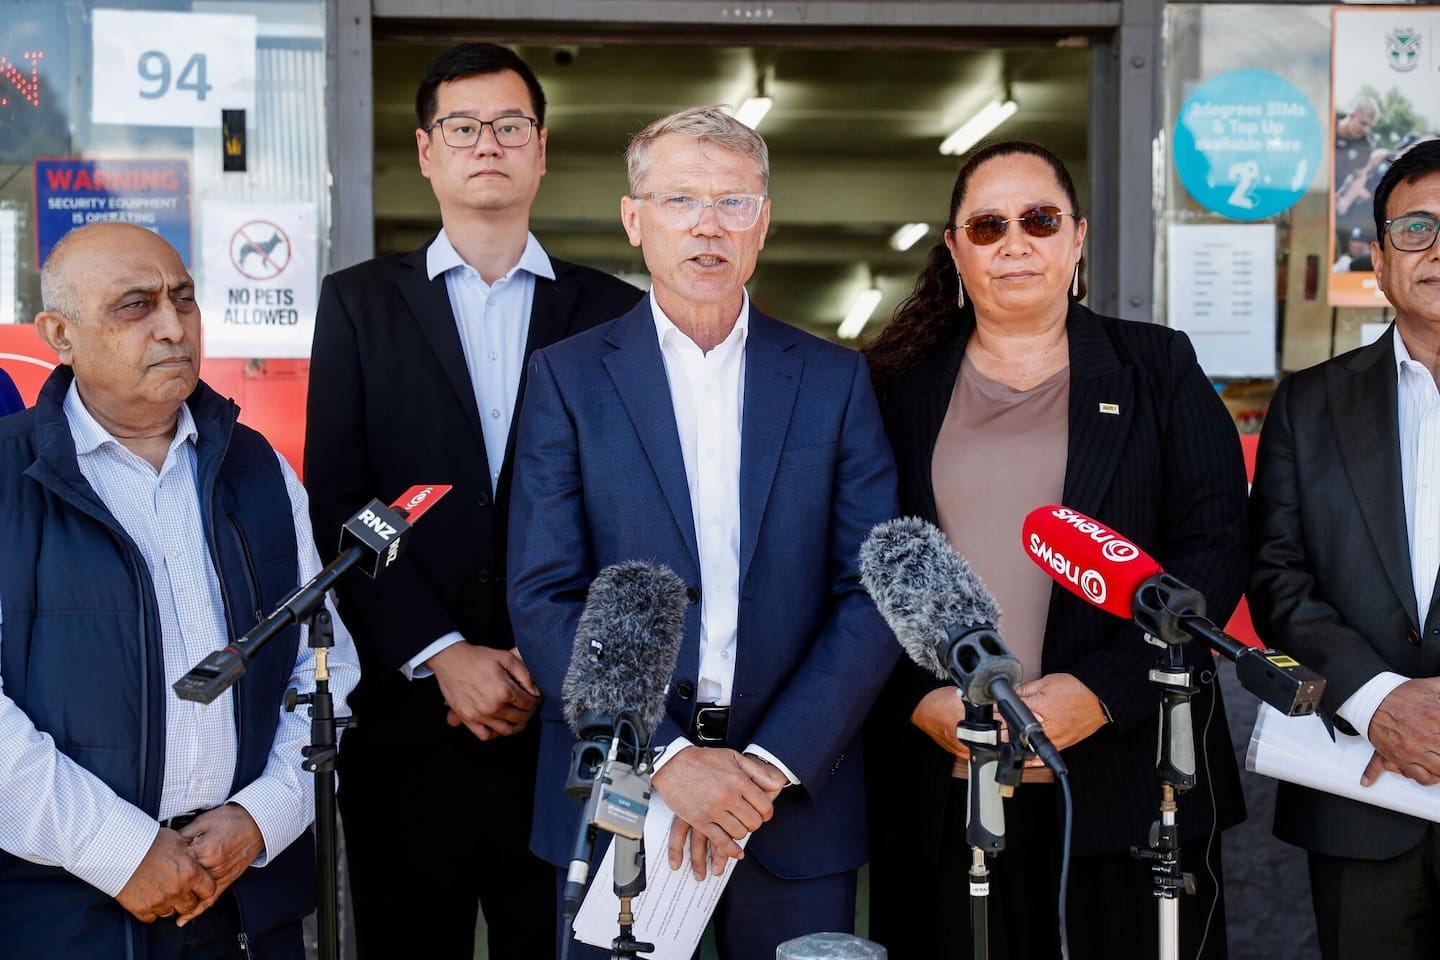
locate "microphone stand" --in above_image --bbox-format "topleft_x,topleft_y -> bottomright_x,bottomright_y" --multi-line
1130,590 -> 1202,960
608,832 -> 654,960
955,696 -> 1029,960
283,608 -> 353,960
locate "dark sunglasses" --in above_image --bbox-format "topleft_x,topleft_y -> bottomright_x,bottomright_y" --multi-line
954,205 -> 1075,246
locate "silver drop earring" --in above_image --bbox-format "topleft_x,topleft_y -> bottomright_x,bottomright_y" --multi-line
1071,264 -> 1080,298
956,271 -> 965,309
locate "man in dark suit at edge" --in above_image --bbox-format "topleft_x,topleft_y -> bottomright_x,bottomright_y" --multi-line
304,43 -> 640,960
1250,139 -> 1440,960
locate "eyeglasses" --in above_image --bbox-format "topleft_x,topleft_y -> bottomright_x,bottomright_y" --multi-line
427,115 -> 537,149
954,206 -> 1075,246
1384,213 -> 1440,252
632,193 -> 767,230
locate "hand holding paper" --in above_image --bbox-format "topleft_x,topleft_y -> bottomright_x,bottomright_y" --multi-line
652,746 -> 785,879
1362,678 -> 1440,787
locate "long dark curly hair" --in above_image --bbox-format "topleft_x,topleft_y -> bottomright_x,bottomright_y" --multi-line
863,140 -> 1086,390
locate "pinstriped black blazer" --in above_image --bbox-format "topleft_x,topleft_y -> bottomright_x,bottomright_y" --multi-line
864,302 -> 1249,859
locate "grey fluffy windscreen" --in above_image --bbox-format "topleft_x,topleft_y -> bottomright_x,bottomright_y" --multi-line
858,517 -> 1003,679
561,561 -> 689,738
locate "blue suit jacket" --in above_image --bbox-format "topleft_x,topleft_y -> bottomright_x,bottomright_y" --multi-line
0,369 -> 22,417
508,299 -> 899,879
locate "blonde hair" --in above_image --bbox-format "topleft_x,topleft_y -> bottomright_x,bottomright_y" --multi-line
625,106 -> 769,194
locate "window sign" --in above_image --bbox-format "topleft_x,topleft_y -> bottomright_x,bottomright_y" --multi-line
200,200 -> 318,359
1329,8 -> 1440,307
1173,69 -> 1323,222
1167,223 -> 1277,378
34,158 -> 191,266
91,9 -> 255,128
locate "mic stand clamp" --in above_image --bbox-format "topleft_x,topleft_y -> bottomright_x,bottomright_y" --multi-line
957,698 -> 1029,960
283,608 -> 354,960
1130,631 -> 1200,960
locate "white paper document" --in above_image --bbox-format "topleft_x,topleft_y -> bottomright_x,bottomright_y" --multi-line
573,792 -> 747,958
1246,705 -> 1440,822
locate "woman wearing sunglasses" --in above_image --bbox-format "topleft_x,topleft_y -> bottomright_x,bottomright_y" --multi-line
861,141 -> 1248,960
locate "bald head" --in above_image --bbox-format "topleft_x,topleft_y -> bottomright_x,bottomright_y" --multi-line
34,222 -> 201,435
40,223 -> 186,323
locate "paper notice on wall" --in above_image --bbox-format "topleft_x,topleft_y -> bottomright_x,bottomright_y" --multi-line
200,201 -> 317,359
1167,223 -> 1277,378
0,209 -> 17,325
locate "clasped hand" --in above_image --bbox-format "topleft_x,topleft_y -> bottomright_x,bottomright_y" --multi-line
115,804 -> 265,925
651,746 -> 788,881
430,643 -> 541,741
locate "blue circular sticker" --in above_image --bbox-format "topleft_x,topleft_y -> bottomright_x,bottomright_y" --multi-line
1173,69 -> 1322,221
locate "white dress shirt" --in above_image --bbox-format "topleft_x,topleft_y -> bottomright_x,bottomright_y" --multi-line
404,229 -> 556,678
644,290 -> 796,784
0,382 -> 359,897
1338,327 -> 1440,738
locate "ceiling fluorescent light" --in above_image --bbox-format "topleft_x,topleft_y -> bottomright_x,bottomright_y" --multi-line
838,287 -> 883,340
939,98 -> 1018,156
734,96 -> 773,130
890,222 -> 931,252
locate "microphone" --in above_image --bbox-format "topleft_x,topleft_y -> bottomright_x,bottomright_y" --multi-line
559,561 -> 688,921
1020,505 -> 1324,716
859,517 -> 1067,776
173,485 -> 452,704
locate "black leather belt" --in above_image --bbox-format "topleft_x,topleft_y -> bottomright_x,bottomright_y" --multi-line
159,808 -> 208,831
690,703 -> 730,744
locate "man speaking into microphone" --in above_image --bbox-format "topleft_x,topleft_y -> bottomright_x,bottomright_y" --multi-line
508,106 -> 899,959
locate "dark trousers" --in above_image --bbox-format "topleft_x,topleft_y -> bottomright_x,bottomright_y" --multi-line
1309,823 -> 1440,960
557,851 -> 857,960
869,779 -> 1228,960
339,732 -> 556,960
148,892 -> 303,960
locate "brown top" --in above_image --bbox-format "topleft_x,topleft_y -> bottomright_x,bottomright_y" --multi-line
932,354 -> 1069,781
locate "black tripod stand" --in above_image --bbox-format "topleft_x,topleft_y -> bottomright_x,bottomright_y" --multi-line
956,699 -> 1031,960
283,608 -> 353,960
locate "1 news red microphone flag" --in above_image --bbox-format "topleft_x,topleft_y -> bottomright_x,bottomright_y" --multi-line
1021,504 -> 1325,718
1020,505 -> 1161,620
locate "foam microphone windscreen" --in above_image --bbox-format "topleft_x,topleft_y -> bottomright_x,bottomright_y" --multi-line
561,561 -> 689,740
859,517 -> 1003,681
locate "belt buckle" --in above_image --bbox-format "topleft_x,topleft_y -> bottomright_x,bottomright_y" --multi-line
161,808 -> 206,831
693,705 -> 729,744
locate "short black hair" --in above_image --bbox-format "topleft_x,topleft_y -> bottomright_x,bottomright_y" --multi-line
1373,138 -> 1440,247
414,43 -> 546,129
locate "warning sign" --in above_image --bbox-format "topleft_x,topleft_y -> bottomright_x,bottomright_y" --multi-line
201,201 -> 316,359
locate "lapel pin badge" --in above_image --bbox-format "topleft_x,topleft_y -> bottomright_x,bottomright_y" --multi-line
1098,402 -> 1120,415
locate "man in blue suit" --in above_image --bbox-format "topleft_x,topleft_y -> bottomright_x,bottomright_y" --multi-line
508,106 -> 900,958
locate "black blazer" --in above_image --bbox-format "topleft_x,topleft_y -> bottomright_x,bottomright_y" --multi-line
1249,327 -> 1440,860
865,302 -> 1249,859
304,242 -> 641,746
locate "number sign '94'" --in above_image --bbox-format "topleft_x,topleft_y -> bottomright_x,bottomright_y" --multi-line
91,10 -> 255,128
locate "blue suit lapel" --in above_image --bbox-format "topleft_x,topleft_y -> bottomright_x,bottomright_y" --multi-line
739,309 -> 802,588
602,302 -> 701,567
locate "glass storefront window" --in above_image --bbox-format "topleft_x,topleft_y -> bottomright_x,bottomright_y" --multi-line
2,0 -> 330,361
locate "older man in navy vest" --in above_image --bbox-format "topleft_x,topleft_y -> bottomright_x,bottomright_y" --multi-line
0,222 -> 359,959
